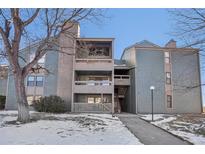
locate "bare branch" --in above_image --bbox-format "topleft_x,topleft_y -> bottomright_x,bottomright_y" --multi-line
23,9 -> 40,26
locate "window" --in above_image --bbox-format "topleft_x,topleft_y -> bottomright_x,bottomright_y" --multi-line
27,76 -> 35,86
166,72 -> 171,84
88,97 -> 95,103
27,76 -> 44,87
36,76 -> 44,87
165,52 -> 170,63
167,95 -> 172,108
87,97 -> 101,103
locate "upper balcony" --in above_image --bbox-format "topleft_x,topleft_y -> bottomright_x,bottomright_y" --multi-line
73,81 -> 113,94
74,39 -> 114,71
75,59 -> 113,71
114,75 -> 130,86
73,71 -> 113,94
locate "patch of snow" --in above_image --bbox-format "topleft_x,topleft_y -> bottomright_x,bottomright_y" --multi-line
139,114 -> 205,145
0,111 -> 142,145
170,130 -> 205,145
152,117 -> 176,125
139,114 -> 176,123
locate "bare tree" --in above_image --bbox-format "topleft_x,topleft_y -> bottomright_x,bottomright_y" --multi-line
0,8 -> 104,123
169,9 -> 205,50
168,9 -> 205,90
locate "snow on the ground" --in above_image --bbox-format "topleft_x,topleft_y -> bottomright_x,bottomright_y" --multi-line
139,114 -> 205,145
0,111 -> 142,145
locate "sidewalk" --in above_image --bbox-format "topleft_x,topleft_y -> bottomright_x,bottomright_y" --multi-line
116,113 -> 191,145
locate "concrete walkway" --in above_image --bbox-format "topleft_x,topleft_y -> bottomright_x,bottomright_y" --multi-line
116,113 -> 191,145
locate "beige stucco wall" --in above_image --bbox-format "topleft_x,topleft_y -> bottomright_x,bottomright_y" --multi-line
56,23 -> 79,110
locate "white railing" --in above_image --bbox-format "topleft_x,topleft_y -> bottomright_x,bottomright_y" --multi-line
75,80 -> 112,86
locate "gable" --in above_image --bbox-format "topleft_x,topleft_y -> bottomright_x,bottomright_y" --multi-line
135,40 -> 160,48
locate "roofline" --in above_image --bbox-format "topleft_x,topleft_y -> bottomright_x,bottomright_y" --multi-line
121,45 -> 199,60
76,38 -> 115,41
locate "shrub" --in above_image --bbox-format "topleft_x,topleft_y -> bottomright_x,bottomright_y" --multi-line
0,95 -> 6,110
33,95 -> 67,113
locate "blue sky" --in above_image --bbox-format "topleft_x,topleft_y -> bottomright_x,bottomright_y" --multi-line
80,9 -> 172,59
80,8 -> 205,106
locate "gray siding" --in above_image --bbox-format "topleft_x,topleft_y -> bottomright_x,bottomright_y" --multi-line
124,68 -> 136,113
5,73 -> 17,110
171,51 -> 202,113
0,78 -> 7,96
5,49 -> 59,110
136,49 -> 165,113
43,51 -> 59,96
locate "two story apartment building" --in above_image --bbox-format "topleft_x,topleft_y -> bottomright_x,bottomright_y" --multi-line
1,22 -> 203,114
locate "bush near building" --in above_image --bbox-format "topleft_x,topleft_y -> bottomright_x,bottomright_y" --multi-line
33,95 -> 67,113
0,95 -> 6,110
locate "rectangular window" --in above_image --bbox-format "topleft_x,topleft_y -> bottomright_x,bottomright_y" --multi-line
88,97 -> 95,103
36,76 -> 44,87
167,95 -> 172,108
165,52 -> 170,63
27,76 -> 35,86
166,72 -> 171,84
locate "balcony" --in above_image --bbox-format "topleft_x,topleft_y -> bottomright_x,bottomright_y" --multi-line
114,75 -> 130,86
73,81 -> 113,94
74,59 -> 113,71
73,102 -> 112,113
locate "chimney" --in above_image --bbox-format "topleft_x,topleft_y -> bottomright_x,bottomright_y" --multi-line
165,39 -> 176,48
61,21 -> 80,38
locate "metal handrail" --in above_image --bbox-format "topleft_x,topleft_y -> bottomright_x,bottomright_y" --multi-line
75,80 -> 112,85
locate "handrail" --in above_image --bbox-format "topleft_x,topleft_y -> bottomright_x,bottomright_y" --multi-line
114,75 -> 130,79
75,59 -> 113,63
75,80 -> 112,85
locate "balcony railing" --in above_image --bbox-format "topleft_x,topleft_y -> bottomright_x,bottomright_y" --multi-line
75,80 -> 112,86
75,58 -> 112,63
73,81 -> 113,93
73,102 -> 112,113
74,59 -> 113,70
114,75 -> 130,86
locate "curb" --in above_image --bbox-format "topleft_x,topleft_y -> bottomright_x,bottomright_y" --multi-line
138,116 -> 193,145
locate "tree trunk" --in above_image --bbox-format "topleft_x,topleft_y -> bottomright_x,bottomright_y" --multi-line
14,73 -> 30,123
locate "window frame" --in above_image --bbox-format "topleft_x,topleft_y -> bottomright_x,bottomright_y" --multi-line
166,72 -> 171,84
36,76 -> 44,87
167,95 -> 173,108
164,51 -> 171,64
27,75 -> 35,87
